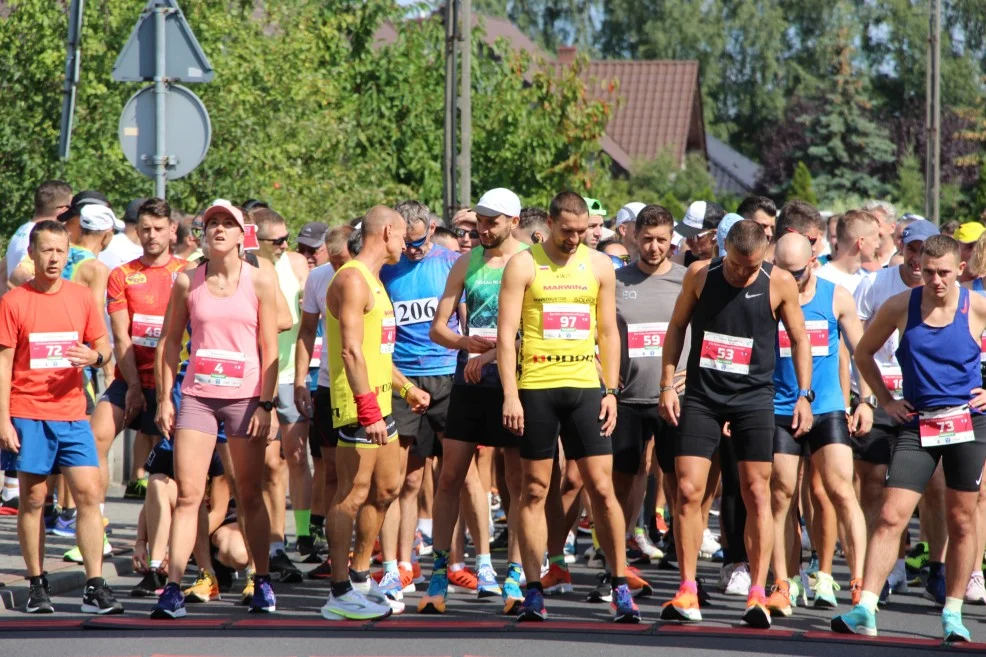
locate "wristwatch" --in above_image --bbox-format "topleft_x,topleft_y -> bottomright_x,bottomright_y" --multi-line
798,389 -> 816,403
258,400 -> 274,412
859,395 -> 878,408
94,352 -> 105,368
604,388 -> 619,398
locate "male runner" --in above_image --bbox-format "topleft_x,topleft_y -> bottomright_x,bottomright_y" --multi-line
514,208 -> 549,246
419,187 -> 528,614
859,201 -> 898,271
497,191 -> 639,623
612,202 -> 644,259
4,180 -> 72,282
765,233 -> 871,615
833,234 -> 986,643
582,198 -> 607,249
815,211 -> 881,295
452,209 -> 480,253
673,201 -> 726,267
0,220 -> 119,614
737,196 -> 776,243
659,220 -> 812,628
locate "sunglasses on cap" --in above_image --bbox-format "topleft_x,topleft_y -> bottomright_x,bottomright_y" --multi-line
405,234 -> 429,249
258,234 -> 290,246
455,228 -> 480,240
785,227 -> 818,246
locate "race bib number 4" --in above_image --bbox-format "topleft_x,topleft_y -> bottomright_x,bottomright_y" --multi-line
309,336 -> 323,369
131,313 -> 164,348
627,322 -> 667,358
778,320 -> 829,358
699,331 -> 753,375
919,405 -> 975,448
381,317 -> 396,354
29,331 -> 79,370
542,303 -> 591,340
879,364 -> 904,401
468,326 -> 497,359
394,297 -> 438,326
192,349 -> 245,388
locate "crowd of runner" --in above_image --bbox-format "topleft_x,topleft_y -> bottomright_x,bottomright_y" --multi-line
1,180 -> 985,644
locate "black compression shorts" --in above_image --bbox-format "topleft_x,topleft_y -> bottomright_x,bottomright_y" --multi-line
886,412 -> 986,493
773,410 -> 851,457
675,395 -> 774,463
518,388 -> 611,462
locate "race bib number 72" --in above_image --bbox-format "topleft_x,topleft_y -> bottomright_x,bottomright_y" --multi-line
29,331 -> 79,370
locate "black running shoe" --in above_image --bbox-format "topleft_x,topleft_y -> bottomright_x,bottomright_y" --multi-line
25,577 -> 53,614
81,581 -> 124,615
489,528 -> 509,553
130,571 -> 166,598
269,549 -> 303,584
296,535 -> 314,557
308,558 -> 333,580
586,571 -> 613,603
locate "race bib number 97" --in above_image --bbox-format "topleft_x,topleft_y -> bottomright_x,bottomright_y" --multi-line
542,303 -> 590,340
394,297 -> 437,326
627,322 -> 667,358
29,331 -> 79,370
778,320 -> 829,358
699,331 -> 753,375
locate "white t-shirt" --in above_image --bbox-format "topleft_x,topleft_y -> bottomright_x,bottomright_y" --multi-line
5,221 -> 35,277
816,262 -> 866,296
853,265 -> 911,368
98,232 -> 144,271
300,262 -> 335,388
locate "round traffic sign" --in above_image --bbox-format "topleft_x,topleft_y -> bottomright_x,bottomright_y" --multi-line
118,83 -> 211,180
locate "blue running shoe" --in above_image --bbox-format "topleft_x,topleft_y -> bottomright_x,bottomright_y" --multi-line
476,563 -> 501,599
611,583 -> 640,624
249,576 -> 276,613
502,579 -> 523,615
417,571 -> 449,614
517,588 -> 546,622
942,609 -> 970,643
925,570 -> 946,606
51,513 -> 76,538
378,569 -> 405,601
831,604 -> 877,636
150,583 -> 187,619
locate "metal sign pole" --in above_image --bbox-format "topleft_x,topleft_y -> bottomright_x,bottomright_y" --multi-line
153,2 -> 168,199
58,0 -> 85,160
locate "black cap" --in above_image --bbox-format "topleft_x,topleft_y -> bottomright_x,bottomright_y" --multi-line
58,190 -> 109,223
123,198 -> 147,224
297,222 -> 329,248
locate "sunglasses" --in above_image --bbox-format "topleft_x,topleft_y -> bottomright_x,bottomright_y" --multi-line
405,234 -> 429,249
455,228 -> 480,240
785,227 -> 818,246
616,254 -> 630,264
191,225 -> 204,237
258,235 -> 289,246
789,265 -> 809,280
297,243 -> 323,255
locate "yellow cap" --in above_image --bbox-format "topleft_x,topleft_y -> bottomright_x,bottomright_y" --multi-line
953,221 -> 985,244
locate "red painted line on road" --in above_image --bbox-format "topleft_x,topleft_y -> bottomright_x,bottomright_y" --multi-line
0,619 -> 84,631
802,631 -> 941,647
373,620 -> 510,630
952,641 -> 986,650
514,621 -> 652,632
231,618 -> 369,629
657,624 -> 796,639
85,617 -> 227,629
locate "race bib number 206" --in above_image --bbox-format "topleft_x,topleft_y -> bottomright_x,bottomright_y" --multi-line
394,297 -> 437,326
699,331 -> 753,375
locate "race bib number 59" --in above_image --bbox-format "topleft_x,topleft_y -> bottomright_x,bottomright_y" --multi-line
627,322 -> 667,358
29,331 -> 79,370
699,331 -> 753,375
542,303 -> 590,340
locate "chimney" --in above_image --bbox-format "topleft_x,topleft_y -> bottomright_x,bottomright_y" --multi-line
557,45 -> 577,66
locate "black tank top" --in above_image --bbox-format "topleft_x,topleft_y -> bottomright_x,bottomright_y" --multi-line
684,251 -> 701,267
685,258 -> 777,409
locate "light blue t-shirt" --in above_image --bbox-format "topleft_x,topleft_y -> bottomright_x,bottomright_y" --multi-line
5,221 -> 34,277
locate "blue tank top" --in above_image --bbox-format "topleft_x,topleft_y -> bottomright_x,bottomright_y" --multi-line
896,286 -> 982,411
773,277 -> 843,415
381,244 -> 460,376
973,278 -> 984,295
62,246 -> 94,281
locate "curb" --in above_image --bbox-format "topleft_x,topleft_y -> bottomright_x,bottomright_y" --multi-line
0,554 -> 134,613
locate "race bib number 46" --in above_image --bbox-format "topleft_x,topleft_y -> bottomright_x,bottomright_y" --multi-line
381,317 -> 396,354
699,331 -> 753,375
542,303 -> 590,340
29,331 -> 78,370
919,405 -> 975,448
394,297 -> 438,326
627,322 -> 667,358
193,349 -> 245,388
778,320 -> 829,358
131,313 -> 164,348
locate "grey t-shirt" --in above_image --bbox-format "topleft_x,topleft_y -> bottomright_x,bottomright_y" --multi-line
615,262 -> 690,404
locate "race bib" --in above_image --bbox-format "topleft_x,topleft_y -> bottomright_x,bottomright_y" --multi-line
980,331 -> 986,363
467,326 -> 497,359
778,320 -> 829,358
878,363 -> 904,401
192,349 -> 245,388
699,331 -> 753,375
627,322 -> 667,359
29,331 -> 78,370
394,297 -> 438,326
309,336 -> 323,369
919,405 -> 975,448
131,313 -> 164,348
381,316 -> 396,354
542,303 -> 590,340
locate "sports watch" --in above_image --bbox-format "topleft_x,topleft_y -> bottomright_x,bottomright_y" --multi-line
798,389 -> 815,403
258,400 -> 274,412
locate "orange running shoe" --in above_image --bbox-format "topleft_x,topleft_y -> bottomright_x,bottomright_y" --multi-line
660,584 -> 701,622
540,563 -> 573,595
766,580 -> 792,617
742,590 -> 771,628
654,515 -> 669,535
448,567 -> 478,591
625,565 -> 653,598
850,578 -> 862,606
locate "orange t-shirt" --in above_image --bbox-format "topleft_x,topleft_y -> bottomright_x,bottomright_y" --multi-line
0,280 -> 107,421
106,256 -> 186,389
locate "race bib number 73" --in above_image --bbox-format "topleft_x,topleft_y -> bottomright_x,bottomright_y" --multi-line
919,405 -> 975,448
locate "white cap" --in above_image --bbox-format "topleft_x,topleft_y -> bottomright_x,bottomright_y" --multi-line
600,227 -> 616,241
473,188 -> 521,218
613,202 -> 645,228
79,204 -> 118,232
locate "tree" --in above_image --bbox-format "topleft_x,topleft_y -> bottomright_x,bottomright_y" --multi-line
789,162 -> 818,205
895,149 -> 925,213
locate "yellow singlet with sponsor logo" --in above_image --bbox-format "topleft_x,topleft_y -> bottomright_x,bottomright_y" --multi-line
327,260 -> 395,428
519,243 -> 599,390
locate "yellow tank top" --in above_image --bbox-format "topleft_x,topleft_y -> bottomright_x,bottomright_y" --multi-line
327,260 -> 395,427
519,243 -> 599,389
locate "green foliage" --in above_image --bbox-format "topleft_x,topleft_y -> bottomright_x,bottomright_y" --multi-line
789,162 -> 818,205
895,150 -> 926,214
972,164 -> 986,221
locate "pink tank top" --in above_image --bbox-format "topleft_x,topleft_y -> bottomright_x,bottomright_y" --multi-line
181,260 -> 262,399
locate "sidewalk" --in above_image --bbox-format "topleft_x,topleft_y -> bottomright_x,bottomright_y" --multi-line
0,485 -> 140,612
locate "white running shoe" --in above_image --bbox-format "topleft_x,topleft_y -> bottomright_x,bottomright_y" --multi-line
965,570 -> 986,605
724,563 -> 751,597
887,561 -> 910,594
699,528 -> 721,560
719,563 -> 736,591
320,588 -> 393,620
353,578 -> 405,615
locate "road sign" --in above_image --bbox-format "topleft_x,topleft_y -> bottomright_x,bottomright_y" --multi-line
118,84 -> 211,180
112,0 -> 213,83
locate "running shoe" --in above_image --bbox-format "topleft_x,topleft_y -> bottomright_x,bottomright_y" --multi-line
52,511 -> 77,538
587,571 -> 612,603
476,563 -> 501,598
631,530 -> 664,561
378,569 -> 405,601
789,575 -> 808,607
151,583 -> 186,619
577,516 -> 592,535
124,478 -> 147,500
583,546 -> 605,569
699,528 -> 720,560
805,553 -> 819,583
240,573 -> 255,606
415,529 -> 433,556
502,579 -> 523,615
540,563 -> 573,595
850,578 -> 862,607
43,505 -> 61,534
723,562 -> 751,596
249,576 -> 276,613
660,584 -> 701,622
563,531 -> 577,564
81,580 -> 124,615
490,528 -> 509,553
448,567 -> 478,592
0,495 -> 19,515
625,565 -> 653,598
322,588 -> 393,620
811,572 -> 839,609
766,580 -> 792,617
308,558 -> 333,580
353,576 -> 405,615
296,535 -> 315,557
741,590 -> 771,628
941,608 -> 971,643
831,604 -> 877,636
64,537 -> 112,563
25,577 -> 53,614
611,583 -> 640,623
184,570 -> 220,603
905,541 -> 929,573
269,549 -> 303,584
492,506 -> 506,524
417,570 -> 448,614
131,570 -> 166,598
517,588 -> 547,622
925,569 -> 946,606
654,514 -> 669,536
887,561 -> 910,594
965,570 -> 986,604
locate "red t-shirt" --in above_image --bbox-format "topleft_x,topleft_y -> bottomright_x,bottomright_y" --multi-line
106,256 -> 186,389
0,280 -> 107,421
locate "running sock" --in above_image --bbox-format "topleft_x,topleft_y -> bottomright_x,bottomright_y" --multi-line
310,514 -> 325,531
475,553 -> 492,569
2,476 -> 19,501
859,590 -> 879,612
749,585 -> 766,600
612,576 -> 627,588
506,562 -> 522,584
633,526 -> 647,537
449,562 -> 466,573
294,509 -> 311,537
349,568 -> 369,583
929,561 -> 945,579
548,554 -> 568,570
85,577 -> 105,589
399,561 -> 413,572
591,527 -> 600,550
944,596 -> 963,613
383,559 -> 399,574
417,518 -> 433,537
29,574 -> 44,586
331,579 -> 353,598
681,580 -> 698,595
526,581 -> 544,593
99,503 -> 104,515
432,549 -> 450,575
150,560 -> 163,571
269,541 -> 285,556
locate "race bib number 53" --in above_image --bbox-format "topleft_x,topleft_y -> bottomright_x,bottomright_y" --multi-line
542,303 -> 590,340
193,349 -> 245,388
699,331 -> 753,375
919,405 -> 975,448
29,331 -> 79,370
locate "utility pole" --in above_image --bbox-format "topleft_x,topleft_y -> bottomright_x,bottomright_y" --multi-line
458,0 -> 472,210
443,0 -> 458,222
925,0 -> 941,223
